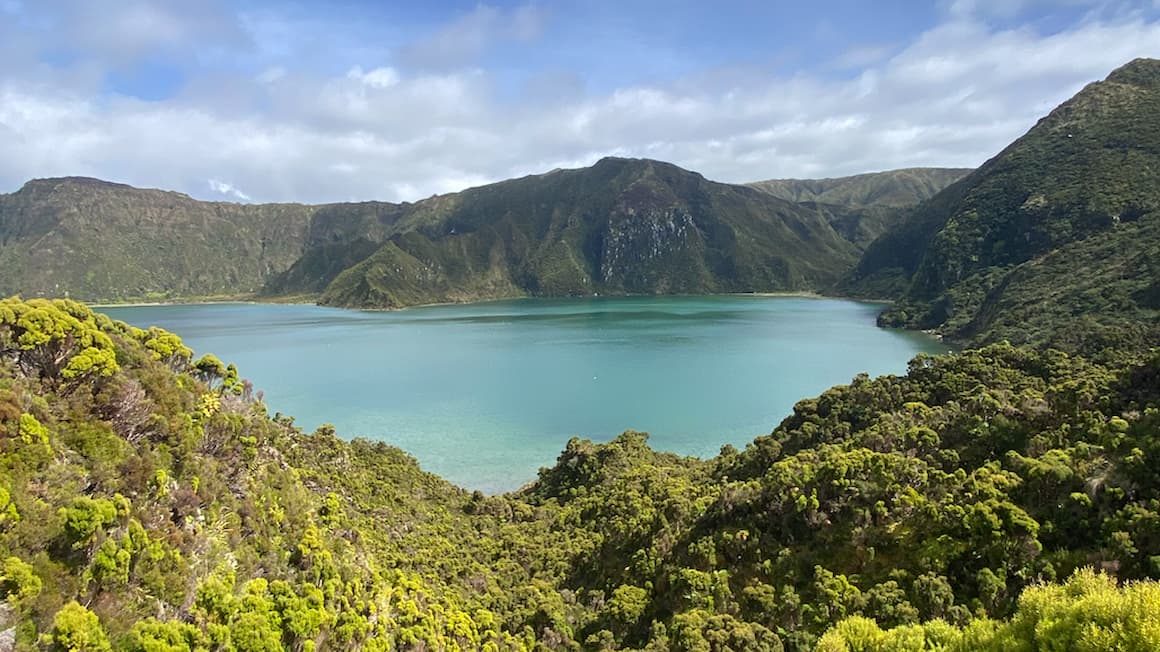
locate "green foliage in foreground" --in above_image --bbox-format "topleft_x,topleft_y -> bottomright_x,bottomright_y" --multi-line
818,569 -> 1160,651
2,296 -> 1160,651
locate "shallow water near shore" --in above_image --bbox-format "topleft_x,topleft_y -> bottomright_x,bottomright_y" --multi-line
102,296 -> 950,493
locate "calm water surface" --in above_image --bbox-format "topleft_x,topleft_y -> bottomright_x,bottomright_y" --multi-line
102,296 -> 949,493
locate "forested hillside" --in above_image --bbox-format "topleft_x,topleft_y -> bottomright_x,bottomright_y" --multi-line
844,58 -> 1160,355
1,160 -> 940,308
0,178 -> 403,302
314,158 -> 862,309
2,297 -> 1158,651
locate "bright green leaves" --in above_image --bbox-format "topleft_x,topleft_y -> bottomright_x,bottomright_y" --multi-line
58,496 -> 118,549
89,538 -> 131,587
44,602 -> 112,652
124,619 -> 205,652
13,412 -> 54,472
60,346 -> 118,381
818,569 -> 1160,652
270,580 -> 332,643
191,353 -> 226,385
135,327 -> 192,369
0,485 -> 17,524
0,555 -> 41,605
0,297 -> 119,384
18,412 -> 48,444
1,295 -> 1159,652
605,584 -> 650,627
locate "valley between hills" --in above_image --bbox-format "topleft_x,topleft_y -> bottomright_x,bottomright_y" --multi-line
0,59 -> 1159,651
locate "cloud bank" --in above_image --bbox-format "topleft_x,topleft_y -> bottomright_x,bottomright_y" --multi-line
0,1 -> 1158,203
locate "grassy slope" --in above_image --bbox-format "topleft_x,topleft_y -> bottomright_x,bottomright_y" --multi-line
747,168 -> 971,208
2,160 -> 921,309
844,59 -> 1160,353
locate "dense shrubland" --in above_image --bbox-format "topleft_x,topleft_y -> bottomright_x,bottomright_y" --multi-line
2,296 -> 1158,650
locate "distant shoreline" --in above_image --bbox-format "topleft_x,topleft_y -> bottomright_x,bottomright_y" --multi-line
89,291 -> 897,311
88,295 -> 317,309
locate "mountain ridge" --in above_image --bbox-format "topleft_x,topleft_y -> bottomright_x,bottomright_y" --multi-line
747,167 -> 972,208
2,160 -> 963,307
0,176 -> 402,301
844,57 -> 1160,356
315,156 -> 865,308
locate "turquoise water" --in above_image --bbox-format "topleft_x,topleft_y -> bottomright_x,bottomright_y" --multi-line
102,296 -> 949,493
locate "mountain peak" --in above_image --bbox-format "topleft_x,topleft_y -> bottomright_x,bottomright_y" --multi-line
1105,57 -> 1160,88
852,57 -> 1160,354
11,176 -> 197,202
589,156 -> 706,182
16,176 -> 135,194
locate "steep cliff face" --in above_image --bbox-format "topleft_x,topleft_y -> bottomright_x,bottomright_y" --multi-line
2,158 -> 946,307
843,58 -> 1160,354
318,158 -> 861,308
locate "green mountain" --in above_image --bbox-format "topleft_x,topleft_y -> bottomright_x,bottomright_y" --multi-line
747,169 -> 971,252
742,167 -> 969,251
0,178 -> 402,302
2,161 -> 924,308
313,158 -> 861,309
844,58 -> 1160,355
747,168 -> 971,208
2,297 -> 1158,651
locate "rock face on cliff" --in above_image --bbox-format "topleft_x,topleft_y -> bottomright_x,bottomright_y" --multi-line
2,159 -> 966,307
318,157 -> 861,308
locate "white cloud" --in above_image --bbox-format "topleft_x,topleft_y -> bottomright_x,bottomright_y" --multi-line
0,8 -> 1158,204
208,179 -> 251,201
346,66 -> 400,89
832,45 -> 894,70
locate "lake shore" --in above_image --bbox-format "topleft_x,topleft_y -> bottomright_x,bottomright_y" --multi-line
88,290 -> 898,312
88,294 -> 317,309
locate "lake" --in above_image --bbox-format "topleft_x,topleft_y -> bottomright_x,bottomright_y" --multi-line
101,296 -> 950,493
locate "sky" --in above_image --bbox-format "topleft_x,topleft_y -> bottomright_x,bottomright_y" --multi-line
1,1 -> 1158,204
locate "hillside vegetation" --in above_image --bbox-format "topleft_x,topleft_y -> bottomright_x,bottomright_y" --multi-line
748,169 -> 970,209
745,169 -> 971,251
317,158 -> 861,308
0,161 -> 968,309
845,58 -> 1160,355
0,178 -> 404,302
2,297 -> 1159,651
